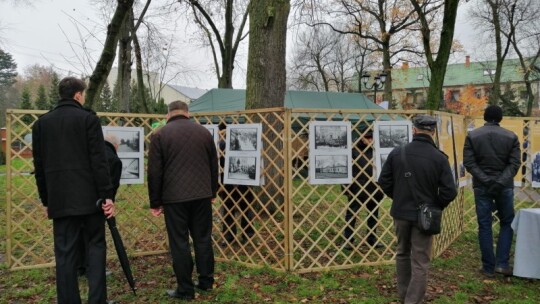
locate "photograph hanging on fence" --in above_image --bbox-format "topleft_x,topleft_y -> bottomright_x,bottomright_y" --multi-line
223,123 -> 262,186
373,120 -> 412,179
102,126 -> 145,184
202,124 -> 219,147
309,121 -> 352,184
314,125 -> 348,150
229,127 -> 259,151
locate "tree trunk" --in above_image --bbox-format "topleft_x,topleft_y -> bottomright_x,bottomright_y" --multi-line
245,0 -> 290,109
245,0 -> 290,214
118,9 -> 133,112
86,0 -> 134,109
422,0 -> 459,110
132,24 -> 150,113
381,38 -> 393,108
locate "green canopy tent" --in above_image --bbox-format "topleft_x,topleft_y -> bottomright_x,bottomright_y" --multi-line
189,88 -> 383,113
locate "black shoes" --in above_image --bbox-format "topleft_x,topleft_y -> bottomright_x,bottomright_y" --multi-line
166,290 -> 195,301
195,282 -> 213,291
495,266 -> 513,276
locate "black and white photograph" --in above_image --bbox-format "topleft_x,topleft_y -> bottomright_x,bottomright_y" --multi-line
230,128 -> 258,151
314,125 -> 348,150
309,121 -> 352,184
378,125 -> 410,148
532,152 -> 540,187
373,121 -> 413,179
223,123 -> 263,186
314,155 -> 348,179
102,126 -> 145,184
120,158 -> 140,180
227,156 -> 257,180
105,129 -> 141,153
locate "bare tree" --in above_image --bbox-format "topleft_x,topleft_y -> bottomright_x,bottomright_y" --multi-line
86,0 -> 135,109
503,0 -> 540,116
176,0 -> 250,88
296,0 -> 429,108
288,27 -> 375,92
410,0 -> 460,110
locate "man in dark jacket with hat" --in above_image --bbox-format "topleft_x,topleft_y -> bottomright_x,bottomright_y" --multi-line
464,105 -> 520,278
378,115 -> 456,304
148,100 -> 219,301
342,129 -> 384,250
32,77 -> 115,304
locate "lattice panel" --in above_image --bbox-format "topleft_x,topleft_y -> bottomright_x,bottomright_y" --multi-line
6,110 -> 169,270
287,110 -> 463,272
192,109 -> 287,270
6,108 -> 538,273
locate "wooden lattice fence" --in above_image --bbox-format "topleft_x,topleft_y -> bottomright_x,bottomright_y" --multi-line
4,108 -> 539,272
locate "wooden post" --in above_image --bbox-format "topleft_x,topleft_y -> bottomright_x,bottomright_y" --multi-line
5,109 -> 13,269
283,109 -> 293,271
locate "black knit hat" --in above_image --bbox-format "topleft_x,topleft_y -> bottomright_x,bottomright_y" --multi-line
483,105 -> 503,123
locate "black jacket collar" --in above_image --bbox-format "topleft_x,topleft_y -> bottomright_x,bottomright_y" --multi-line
55,99 -> 83,109
484,122 -> 500,127
412,133 -> 436,147
167,114 -> 189,123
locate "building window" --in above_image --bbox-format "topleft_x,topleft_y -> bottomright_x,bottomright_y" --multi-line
520,90 -> 528,100
416,74 -> 424,80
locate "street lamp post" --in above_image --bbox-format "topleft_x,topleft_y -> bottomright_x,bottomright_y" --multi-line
361,72 -> 387,103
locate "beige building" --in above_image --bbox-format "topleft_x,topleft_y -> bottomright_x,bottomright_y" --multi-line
107,68 -> 207,105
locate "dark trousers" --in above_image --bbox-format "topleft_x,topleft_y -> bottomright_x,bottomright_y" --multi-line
164,198 -> 215,296
343,194 -> 379,244
53,212 -> 107,304
221,186 -> 254,242
394,219 -> 433,304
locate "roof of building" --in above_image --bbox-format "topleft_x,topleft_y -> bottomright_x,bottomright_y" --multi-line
189,89 -> 383,112
168,85 -> 208,100
391,57 -> 537,90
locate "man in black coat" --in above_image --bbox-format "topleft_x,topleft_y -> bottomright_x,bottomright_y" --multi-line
378,115 -> 457,304
148,100 -> 219,301
464,105 -> 520,277
32,77 -> 115,304
342,129 -> 384,250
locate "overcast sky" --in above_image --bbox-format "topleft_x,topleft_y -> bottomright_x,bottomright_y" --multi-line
0,0 -> 478,90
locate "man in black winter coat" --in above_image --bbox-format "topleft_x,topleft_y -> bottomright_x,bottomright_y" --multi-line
148,100 -> 219,301
378,115 -> 457,304
32,77 -> 115,304
464,105 -> 520,277
342,130 -> 384,250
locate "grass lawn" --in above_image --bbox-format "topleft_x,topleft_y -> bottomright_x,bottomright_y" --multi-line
1,165 -> 540,303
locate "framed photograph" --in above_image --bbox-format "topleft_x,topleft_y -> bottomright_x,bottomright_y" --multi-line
102,126 -> 145,184
309,121 -> 352,184
120,158 -> 140,180
373,121 -> 413,179
314,155 -> 349,180
314,125 -> 348,150
532,152 -> 540,188
230,128 -> 258,151
227,156 -> 257,181
223,124 -> 262,186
